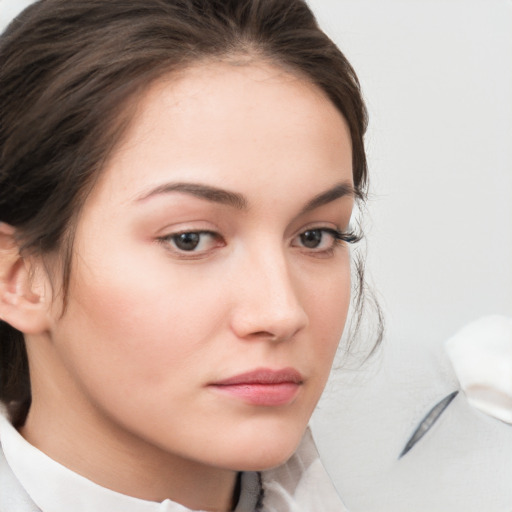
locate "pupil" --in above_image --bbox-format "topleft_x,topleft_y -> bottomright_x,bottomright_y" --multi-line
174,232 -> 200,251
301,230 -> 322,248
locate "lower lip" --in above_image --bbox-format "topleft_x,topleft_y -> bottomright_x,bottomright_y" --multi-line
210,382 -> 300,406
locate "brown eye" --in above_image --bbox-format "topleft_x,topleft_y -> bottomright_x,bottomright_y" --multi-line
300,229 -> 323,248
292,227 -> 350,254
173,232 -> 201,251
160,230 -> 224,256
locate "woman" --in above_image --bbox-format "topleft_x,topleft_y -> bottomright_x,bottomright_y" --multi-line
0,0 -> 375,510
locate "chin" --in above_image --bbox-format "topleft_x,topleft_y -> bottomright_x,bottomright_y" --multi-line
213,421 -> 307,472
238,449 -> 298,472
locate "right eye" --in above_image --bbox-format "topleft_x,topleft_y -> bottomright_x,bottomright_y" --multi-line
159,231 -> 223,254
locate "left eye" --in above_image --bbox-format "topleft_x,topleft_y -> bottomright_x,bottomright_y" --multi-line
294,228 -> 339,251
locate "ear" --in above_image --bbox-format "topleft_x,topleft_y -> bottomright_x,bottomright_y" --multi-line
0,222 -> 51,334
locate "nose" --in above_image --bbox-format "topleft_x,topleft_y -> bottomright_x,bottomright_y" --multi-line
229,247 -> 309,342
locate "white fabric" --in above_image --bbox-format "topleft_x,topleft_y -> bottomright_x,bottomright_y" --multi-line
445,315 -> 512,424
261,428 -> 348,512
0,409 -> 347,512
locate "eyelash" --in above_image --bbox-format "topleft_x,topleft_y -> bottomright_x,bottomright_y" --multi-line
294,228 -> 361,258
314,228 -> 360,245
157,227 -> 361,259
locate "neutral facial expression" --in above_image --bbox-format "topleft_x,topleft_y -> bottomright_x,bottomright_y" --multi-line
42,61 -> 355,471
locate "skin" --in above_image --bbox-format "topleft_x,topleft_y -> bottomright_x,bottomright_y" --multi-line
17,61 -> 355,511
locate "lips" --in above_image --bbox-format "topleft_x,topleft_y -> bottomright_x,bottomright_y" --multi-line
209,368 -> 303,406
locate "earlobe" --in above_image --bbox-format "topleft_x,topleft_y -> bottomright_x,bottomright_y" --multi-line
0,222 -> 51,334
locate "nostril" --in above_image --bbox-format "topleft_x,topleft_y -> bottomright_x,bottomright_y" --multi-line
250,331 -> 278,341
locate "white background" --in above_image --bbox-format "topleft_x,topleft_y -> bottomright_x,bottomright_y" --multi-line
2,1 -> 512,510
0,0 -> 34,25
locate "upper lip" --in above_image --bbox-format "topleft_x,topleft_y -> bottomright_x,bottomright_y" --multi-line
211,367 -> 304,386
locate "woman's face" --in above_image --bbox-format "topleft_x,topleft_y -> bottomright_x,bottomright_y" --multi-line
36,61 -> 355,473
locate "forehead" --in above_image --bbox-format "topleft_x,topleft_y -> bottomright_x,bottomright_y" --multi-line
89,60 -> 353,205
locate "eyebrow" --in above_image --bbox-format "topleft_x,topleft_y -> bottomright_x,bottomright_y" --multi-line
299,181 -> 355,214
136,180 -> 354,212
137,182 -> 248,210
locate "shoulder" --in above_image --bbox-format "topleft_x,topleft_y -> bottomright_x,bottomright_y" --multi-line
0,407 -> 41,512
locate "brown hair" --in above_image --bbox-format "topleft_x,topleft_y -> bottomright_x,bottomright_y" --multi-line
0,0 -> 376,425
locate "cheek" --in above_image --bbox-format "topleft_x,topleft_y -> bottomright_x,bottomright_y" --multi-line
301,255 -> 352,370
53,250 -> 226,398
